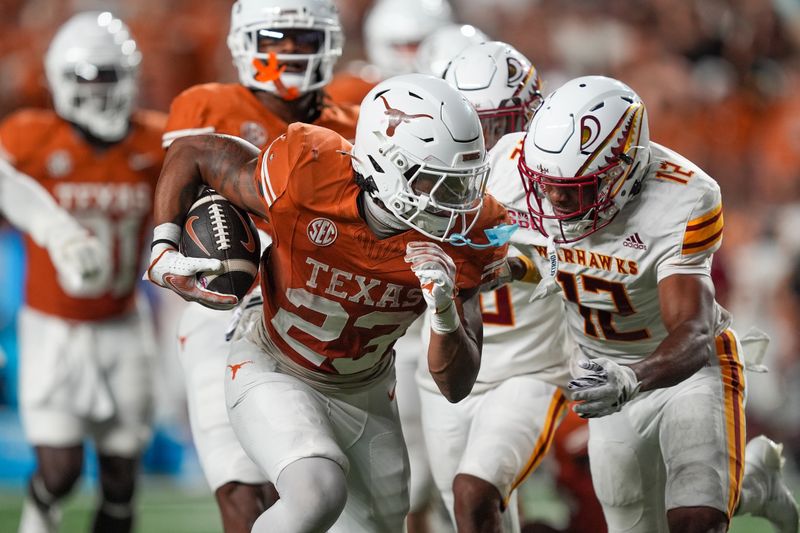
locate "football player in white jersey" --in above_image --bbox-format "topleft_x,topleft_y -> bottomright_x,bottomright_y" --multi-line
515,75 -> 798,533
413,24 -> 489,77
416,41 -> 568,533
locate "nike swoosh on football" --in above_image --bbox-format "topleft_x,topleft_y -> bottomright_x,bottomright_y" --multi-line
186,216 -> 211,256
232,209 -> 256,253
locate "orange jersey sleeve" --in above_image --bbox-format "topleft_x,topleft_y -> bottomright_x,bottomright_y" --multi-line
326,72 -> 377,107
316,97 -> 359,142
163,84 -> 225,147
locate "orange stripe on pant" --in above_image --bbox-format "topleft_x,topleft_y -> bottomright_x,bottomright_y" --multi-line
716,329 -> 746,517
507,389 -> 568,503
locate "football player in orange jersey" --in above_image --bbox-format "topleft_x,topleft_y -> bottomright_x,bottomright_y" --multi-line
0,12 -> 165,533
145,73 -> 512,532
161,1 -> 358,531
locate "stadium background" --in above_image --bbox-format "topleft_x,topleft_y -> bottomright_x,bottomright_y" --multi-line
0,0 -> 798,530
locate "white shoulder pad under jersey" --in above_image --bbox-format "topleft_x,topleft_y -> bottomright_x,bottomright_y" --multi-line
427,131 -> 572,391
487,133 -> 526,208
530,142 -> 724,362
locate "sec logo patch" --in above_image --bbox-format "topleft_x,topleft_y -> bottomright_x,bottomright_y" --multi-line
307,217 -> 337,246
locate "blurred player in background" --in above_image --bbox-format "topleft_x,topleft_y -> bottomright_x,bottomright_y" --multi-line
326,0 -> 453,106
413,23 -> 489,77
417,41 -> 574,533
161,0 -> 357,531
145,73 -> 510,533
0,11 -> 165,533
518,75 -> 798,533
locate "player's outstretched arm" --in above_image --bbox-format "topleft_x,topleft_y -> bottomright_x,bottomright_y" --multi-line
0,158 -> 107,294
153,134 -> 267,225
427,288 -> 483,403
630,273 -> 716,391
405,242 -> 483,403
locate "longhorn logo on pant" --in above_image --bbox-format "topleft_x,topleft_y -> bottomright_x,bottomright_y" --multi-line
228,360 -> 254,380
378,95 -> 433,136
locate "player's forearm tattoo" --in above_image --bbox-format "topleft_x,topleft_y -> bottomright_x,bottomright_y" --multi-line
173,183 -> 201,225
202,137 -> 267,219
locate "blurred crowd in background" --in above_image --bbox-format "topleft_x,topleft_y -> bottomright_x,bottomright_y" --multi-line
1,0 -> 799,469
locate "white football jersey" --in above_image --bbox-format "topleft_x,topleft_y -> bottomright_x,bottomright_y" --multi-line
520,139 -> 727,363
417,132 -> 573,393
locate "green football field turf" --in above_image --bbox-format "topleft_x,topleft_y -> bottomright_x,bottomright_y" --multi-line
0,475 -> 786,532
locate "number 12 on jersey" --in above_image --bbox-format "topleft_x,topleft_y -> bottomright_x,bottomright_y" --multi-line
556,272 -> 650,342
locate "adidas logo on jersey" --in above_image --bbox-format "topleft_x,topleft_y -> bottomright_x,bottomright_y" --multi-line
623,233 -> 647,250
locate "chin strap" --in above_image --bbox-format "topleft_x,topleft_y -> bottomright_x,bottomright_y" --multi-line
449,223 -> 519,249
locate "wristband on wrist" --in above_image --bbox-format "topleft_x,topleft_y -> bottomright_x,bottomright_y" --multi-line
429,301 -> 459,334
151,223 -> 181,252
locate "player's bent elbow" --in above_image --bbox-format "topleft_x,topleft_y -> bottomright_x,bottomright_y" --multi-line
434,377 -> 474,403
168,135 -> 205,156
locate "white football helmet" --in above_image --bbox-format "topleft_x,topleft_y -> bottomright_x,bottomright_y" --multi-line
518,76 -> 651,243
364,0 -> 453,77
444,41 -> 543,150
227,0 -> 343,99
351,74 -> 489,242
45,11 -> 140,142
413,24 -> 490,77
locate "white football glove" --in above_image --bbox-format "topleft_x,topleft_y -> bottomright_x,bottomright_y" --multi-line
144,222 -> 239,310
568,358 -> 641,419
225,285 -> 264,342
46,223 -> 108,297
404,241 -> 459,334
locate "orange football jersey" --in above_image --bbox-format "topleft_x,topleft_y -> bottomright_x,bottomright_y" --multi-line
326,72 -> 378,107
162,82 -> 359,150
0,109 -> 166,321
254,123 -> 508,376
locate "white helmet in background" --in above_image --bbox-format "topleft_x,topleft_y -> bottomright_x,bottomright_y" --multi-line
364,0 -> 453,77
414,24 -> 490,77
351,74 -> 490,242
444,41 -> 542,149
45,11 -> 140,142
518,76 -> 651,243
227,0 -> 344,99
